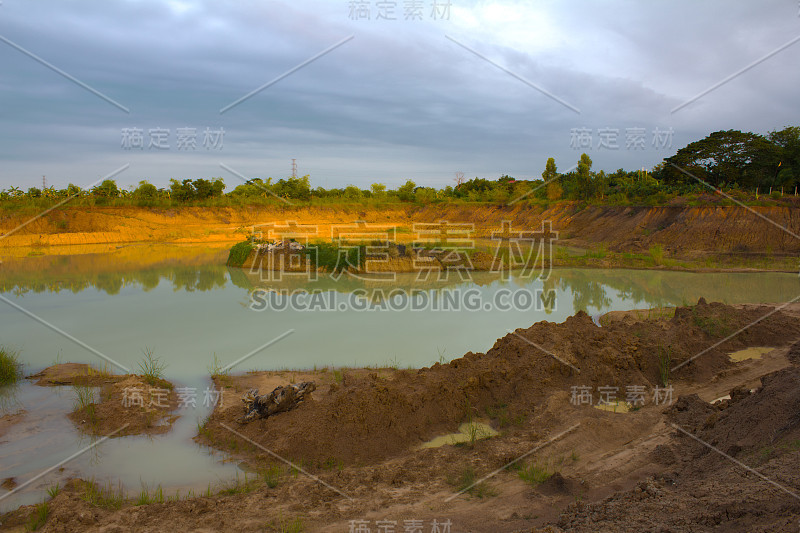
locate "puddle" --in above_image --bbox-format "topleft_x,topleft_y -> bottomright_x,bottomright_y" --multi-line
594,401 -> 631,413
0,381 -> 241,512
728,347 -> 774,362
420,421 -> 498,449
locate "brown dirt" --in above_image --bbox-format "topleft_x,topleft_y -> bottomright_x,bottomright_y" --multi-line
536,353 -> 800,533
2,203 -> 799,257
198,298 -> 800,467
3,302 -> 800,532
28,363 -> 123,387
28,365 -> 179,438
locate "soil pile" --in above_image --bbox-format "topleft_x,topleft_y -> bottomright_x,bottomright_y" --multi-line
203,300 -> 800,466
29,365 -> 179,437
537,341 -> 800,533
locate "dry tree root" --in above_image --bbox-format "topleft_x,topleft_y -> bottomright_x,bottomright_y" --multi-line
239,382 -> 316,423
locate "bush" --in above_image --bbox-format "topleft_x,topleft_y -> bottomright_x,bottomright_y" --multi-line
227,241 -> 254,267
0,347 -> 22,386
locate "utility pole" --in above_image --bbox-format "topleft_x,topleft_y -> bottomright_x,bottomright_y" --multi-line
291,159 -> 297,178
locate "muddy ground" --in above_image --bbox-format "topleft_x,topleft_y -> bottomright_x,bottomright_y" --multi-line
2,301 -> 800,532
27,364 -> 179,438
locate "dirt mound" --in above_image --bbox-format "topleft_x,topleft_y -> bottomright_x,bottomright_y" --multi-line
28,363 -> 123,387
67,375 -> 179,437
537,364 -> 800,533
204,301 -> 800,467
787,339 -> 800,366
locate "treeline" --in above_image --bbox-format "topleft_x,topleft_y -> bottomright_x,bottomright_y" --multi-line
1,126 -> 798,207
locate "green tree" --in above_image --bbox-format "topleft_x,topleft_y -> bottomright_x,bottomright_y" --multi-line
576,153 -> 593,199
542,157 -> 558,183
396,180 -> 416,202
370,183 -> 386,198
93,179 -> 119,198
169,179 -> 195,202
133,181 -> 158,199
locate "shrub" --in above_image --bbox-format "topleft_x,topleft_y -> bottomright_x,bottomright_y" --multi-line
227,241 -> 254,267
0,347 -> 22,386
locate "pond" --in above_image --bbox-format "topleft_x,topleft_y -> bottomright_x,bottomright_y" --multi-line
0,244 -> 797,510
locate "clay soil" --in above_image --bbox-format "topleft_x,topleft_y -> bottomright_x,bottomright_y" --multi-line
28,364 -> 179,438
3,301 -> 800,532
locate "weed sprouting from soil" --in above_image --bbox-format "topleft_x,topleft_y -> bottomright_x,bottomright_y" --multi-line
25,501 -> 49,531
136,483 -> 164,505
649,244 -> 664,266
262,464 -> 283,488
138,347 -> 167,386
46,483 -> 60,499
81,479 -> 125,509
218,472 -> 257,495
518,461 -> 553,486
72,384 -> 97,425
272,514 -> 304,532
208,353 -> 229,378
447,466 -> 496,498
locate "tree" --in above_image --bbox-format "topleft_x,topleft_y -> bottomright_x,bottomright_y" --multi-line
576,153 -> 593,199
370,183 -> 386,198
93,179 -> 119,198
169,179 -> 195,202
542,157 -> 558,183
344,185 -> 362,199
396,180 -> 416,201
133,181 -> 158,199
662,130 -> 779,188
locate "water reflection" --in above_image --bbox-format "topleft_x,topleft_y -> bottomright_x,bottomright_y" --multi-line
0,245 -> 229,296
232,266 -> 800,312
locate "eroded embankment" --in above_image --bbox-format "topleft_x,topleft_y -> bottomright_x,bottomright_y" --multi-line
2,203 -> 799,255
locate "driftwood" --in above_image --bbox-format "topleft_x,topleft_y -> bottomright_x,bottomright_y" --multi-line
239,382 -> 316,423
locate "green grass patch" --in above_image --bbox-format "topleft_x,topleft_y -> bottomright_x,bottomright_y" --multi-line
227,240 -> 254,267
518,461 -> 553,486
135,483 -> 164,505
0,347 -> 23,386
72,384 -> 97,425
81,479 -> 126,510
447,466 -> 497,498
25,501 -> 49,531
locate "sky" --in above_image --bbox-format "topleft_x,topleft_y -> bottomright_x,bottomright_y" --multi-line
0,0 -> 799,192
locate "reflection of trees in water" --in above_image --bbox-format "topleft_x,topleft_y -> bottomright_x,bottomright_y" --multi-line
547,269 -> 800,312
232,265 -> 800,312
0,383 -> 20,415
0,265 -> 228,295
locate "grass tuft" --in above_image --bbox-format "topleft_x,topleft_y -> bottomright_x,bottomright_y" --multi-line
446,466 -> 496,498
81,479 -> 125,509
0,347 -> 23,386
518,461 -> 552,486
138,347 -> 167,386
25,501 -> 49,531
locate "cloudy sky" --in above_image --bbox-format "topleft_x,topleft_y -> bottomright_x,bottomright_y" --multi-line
0,0 -> 798,192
